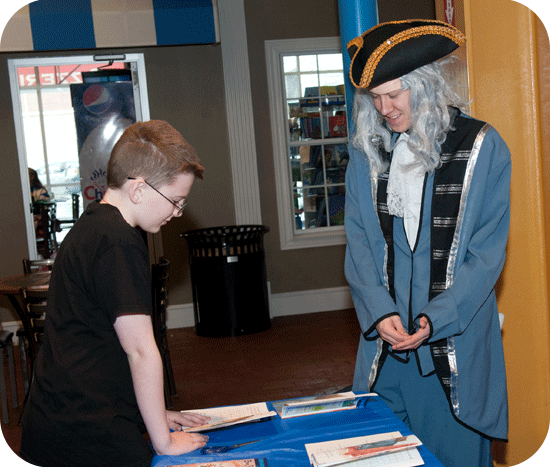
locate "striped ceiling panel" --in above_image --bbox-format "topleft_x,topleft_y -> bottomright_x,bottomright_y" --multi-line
1,0 -> 220,52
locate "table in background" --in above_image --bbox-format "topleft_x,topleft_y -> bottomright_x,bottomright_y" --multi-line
152,396 -> 444,467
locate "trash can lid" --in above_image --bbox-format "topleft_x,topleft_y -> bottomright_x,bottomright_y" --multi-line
181,225 -> 269,248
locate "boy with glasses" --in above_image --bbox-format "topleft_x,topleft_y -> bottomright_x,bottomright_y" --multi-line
21,120 -> 210,467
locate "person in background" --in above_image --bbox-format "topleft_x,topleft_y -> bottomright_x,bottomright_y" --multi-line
345,20 -> 510,467
21,120 -> 210,467
29,167 -> 52,237
29,167 -> 50,203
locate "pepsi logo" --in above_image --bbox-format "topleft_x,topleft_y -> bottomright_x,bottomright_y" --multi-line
83,85 -> 112,115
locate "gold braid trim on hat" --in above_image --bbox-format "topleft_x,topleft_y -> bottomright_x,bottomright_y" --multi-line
346,18 -> 446,51
348,21 -> 466,89
347,35 -> 364,51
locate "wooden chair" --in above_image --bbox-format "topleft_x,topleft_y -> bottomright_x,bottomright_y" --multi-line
34,201 -> 60,259
151,257 -> 177,408
0,330 -> 18,424
17,262 -> 51,397
58,193 -> 80,228
17,288 -> 48,399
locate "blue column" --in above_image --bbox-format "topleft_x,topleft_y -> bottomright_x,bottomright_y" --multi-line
337,0 -> 379,134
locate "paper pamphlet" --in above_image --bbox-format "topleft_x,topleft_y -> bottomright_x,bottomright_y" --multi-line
181,402 -> 276,432
273,392 -> 376,419
168,459 -> 268,467
305,431 -> 424,467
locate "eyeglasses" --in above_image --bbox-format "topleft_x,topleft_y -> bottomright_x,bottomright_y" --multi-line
127,177 -> 187,214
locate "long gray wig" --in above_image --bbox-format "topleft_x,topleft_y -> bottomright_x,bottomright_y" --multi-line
350,60 -> 466,176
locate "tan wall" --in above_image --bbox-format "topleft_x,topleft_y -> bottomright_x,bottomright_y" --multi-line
464,0 -> 550,465
0,44 -> 233,321
243,0 -> 436,295
0,0 -> 436,324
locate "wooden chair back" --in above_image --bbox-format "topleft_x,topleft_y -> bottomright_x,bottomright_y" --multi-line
23,288 -> 48,347
22,258 -> 54,274
151,257 -> 176,408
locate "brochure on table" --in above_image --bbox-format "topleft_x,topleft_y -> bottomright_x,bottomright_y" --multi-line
272,392 -> 377,418
305,431 -> 424,467
168,459 -> 268,467
181,402 -> 276,432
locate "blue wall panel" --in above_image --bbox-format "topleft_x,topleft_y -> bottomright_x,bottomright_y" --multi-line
152,0 -> 217,46
29,0 -> 96,51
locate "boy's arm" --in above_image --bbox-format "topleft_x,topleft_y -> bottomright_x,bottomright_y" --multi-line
114,314 -> 208,455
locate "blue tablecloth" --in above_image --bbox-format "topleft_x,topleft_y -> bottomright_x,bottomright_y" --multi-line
151,396 -> 444,466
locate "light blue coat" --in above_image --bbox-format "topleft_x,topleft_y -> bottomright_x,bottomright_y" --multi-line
345,122 -> 510,440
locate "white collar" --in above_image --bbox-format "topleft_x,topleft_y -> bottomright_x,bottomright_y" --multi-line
386,133 -> 426,247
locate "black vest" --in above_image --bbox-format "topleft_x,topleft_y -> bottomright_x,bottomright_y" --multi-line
375,109 -> 488,405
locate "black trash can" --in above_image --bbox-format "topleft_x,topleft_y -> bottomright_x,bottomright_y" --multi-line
182,225 -> 271,337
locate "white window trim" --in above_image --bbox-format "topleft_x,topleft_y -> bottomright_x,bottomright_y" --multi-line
265,37 -> 347,250
8,53 -> 150,259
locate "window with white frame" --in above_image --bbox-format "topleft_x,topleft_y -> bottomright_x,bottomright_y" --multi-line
266,37 -> 349,250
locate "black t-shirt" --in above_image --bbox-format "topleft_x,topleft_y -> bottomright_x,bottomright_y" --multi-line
21,202 -> 154,467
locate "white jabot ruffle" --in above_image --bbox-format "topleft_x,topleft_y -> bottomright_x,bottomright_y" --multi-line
386,133 -> 426,247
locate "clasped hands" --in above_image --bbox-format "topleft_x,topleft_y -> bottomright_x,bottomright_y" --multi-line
376,315 -> 431,351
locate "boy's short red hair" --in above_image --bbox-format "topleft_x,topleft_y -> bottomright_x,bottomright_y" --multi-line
107,120 -> 204,188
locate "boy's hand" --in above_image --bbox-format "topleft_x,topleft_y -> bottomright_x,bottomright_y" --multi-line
166,410 -> 211,431
155,431 -> 209,456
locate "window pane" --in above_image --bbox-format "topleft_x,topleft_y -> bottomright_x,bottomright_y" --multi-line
300,74 -> 319,97
20,87 -> 39,112
42,88 -> 79,167
303,187 -> 327,228
308,145 -> 325,186
299,106 -> 321,140
327,190 -> 346,226
319,72 -> 344,89
318,53 -> 343,71
293,187 -> 305,230
38,66 -> 63,86
50,185 -> 81,218
283,55 -> 298,73
321,92 -> 347,139
325,144 -> 349,184
285,74 -> 300,99
299,55 -> 318,72
287,100 -> 300,119
298,145 -> 323,186
20,89 -> 45,171
46,161 -> 80,187
50,186 -> 82,243
288,101 -> 301,141
324,111 -> 347,138
290,146 -> 301,185
17,67 -> 37,87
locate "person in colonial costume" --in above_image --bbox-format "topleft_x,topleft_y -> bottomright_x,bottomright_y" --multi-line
345,20 -> 510,467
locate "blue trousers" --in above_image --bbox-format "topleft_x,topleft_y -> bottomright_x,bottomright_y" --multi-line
374,353 -> 493,467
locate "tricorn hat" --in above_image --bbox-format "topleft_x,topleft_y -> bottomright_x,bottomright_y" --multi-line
347,19 -> 466,89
